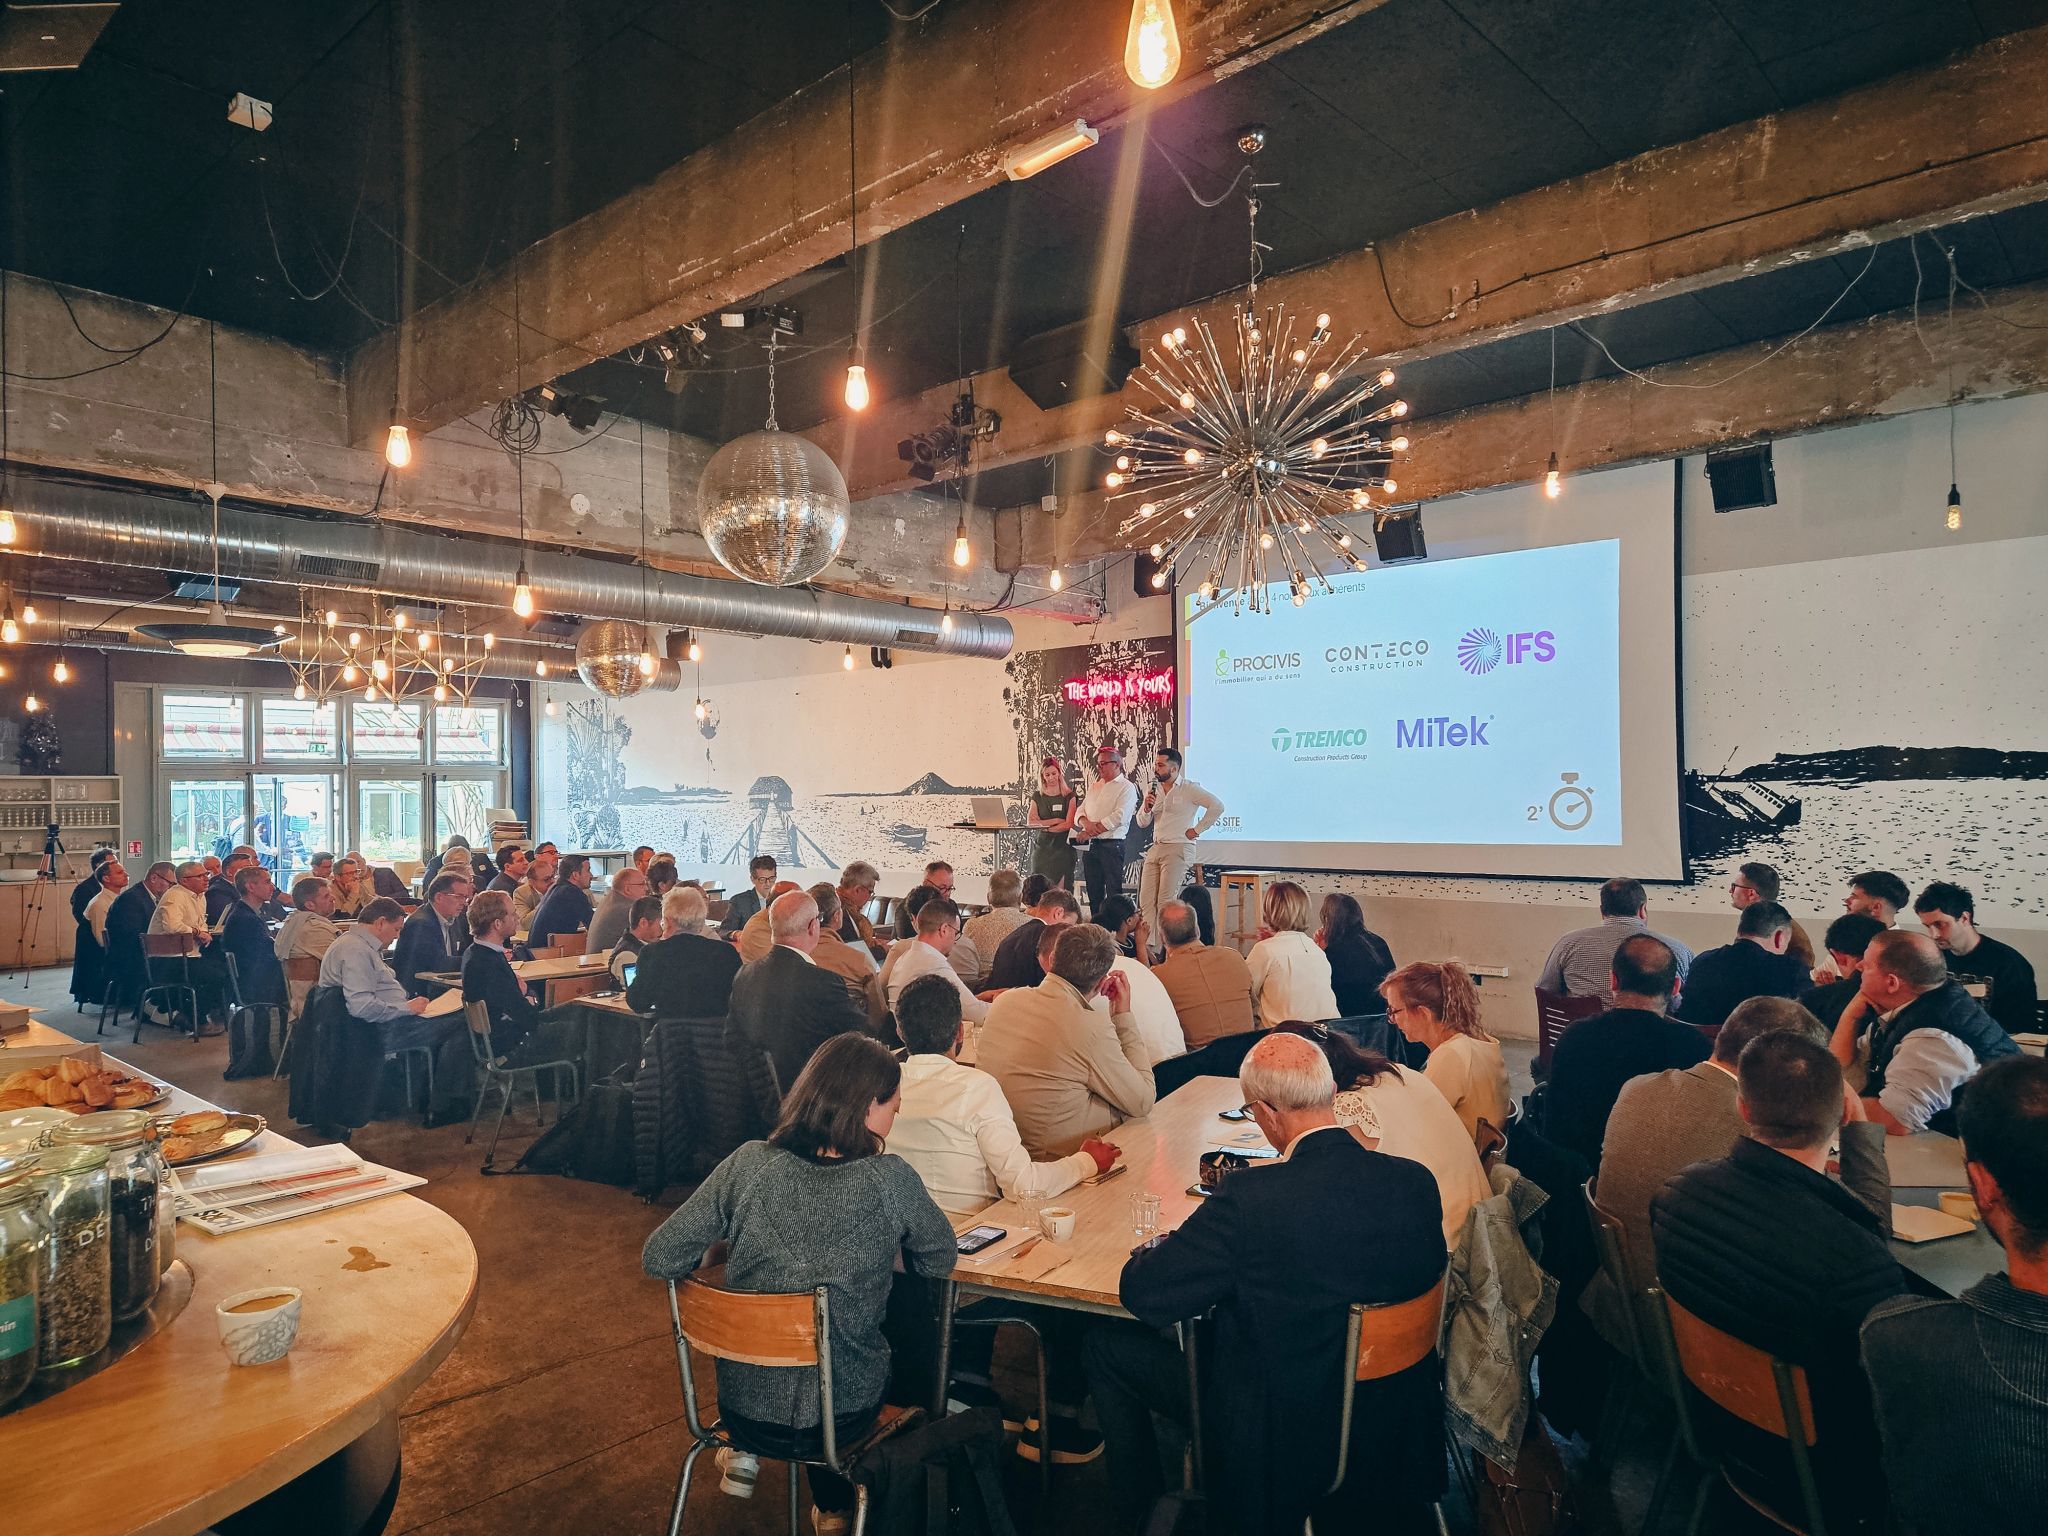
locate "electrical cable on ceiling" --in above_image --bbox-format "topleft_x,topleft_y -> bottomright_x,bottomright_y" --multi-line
877,0 -> 944,21
1151,138 -> 1256,210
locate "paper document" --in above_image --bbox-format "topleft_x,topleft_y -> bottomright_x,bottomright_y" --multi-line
1886,1132 -> 1967,1189
1890,1204 -> 1976,1244
173,1143 -> 425,1234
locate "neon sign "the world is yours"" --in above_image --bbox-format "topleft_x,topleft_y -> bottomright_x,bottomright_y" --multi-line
1061,667 -> 1175,707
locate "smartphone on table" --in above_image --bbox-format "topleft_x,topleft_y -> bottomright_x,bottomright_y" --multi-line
955,1224 -> 1007,1255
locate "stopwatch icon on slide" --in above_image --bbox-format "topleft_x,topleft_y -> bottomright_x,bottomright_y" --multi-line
1547,773 -> 1594,832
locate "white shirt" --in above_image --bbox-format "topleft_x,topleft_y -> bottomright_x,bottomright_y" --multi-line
1091,955 -> 1186,1066
884,937 -> 989,1025
1079,774 -> 1139,842
1245,930 -> 1339,1027
885,1053 -> 1096,1215
1334,1064 -> 1491,1250
1135,776 -> 1224,844
1866,1006 -> 1982,1133
148,883 -> 208,937
85,887 -> 121,945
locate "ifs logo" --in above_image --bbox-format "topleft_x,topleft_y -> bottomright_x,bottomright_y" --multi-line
1457,626 -> 1555,676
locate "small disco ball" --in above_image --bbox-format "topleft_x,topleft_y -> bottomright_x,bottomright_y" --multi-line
696,429 -> 850,586
574,618 -> 651,698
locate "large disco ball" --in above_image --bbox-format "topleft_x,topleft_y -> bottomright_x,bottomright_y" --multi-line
696,429 -> 850,586
575,618 -> 651,699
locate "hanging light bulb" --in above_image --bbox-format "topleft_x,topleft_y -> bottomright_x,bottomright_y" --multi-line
939,606 -> 954,634
1,609 -> 17,646
441,656 -> 454,673
638,649 -> 656,678
1049,566 -> 1064,592
364,683 -> 378,702
293,680 -> 308,701
433,682 -> 448,702
535,658 -> 548,678
544,697 -> 556,717
842,643 -> 855,671
23,692 -> 39,714
347,630 -> 363,649
951,516 -> 971,568
384,422 -> 413,469
420,630 -> 434,650
324,608 -> 338,627
0,509 -> 15,547
371,656 -> 389,681
1946,482 -> 1963,532
843,363 -> 871,412
685,629 -> 702,663
511,562 -> 536,619
693,697 -> 707,723
1544,452 -> 1562,501
482,631 -> 496,651
52,655 -> 69,684
271,623 -> 288,637
342,662 -> 359,684
1124,0 -> 1181,89
392,610 -> 408,630
19,600 -> 36,626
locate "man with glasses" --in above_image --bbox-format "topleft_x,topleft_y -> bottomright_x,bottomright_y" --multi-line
883,897 -> 989,1031
1729,861 -> 1814,970
147,859 -> 218,1031
729,890 -> 871,1091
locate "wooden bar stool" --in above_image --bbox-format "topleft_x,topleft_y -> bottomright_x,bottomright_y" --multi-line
1218,872 -> 1263,955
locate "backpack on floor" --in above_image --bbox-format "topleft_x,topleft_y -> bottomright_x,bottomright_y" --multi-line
512,1074 -> 637,1184
849,1406 -> 1017,1536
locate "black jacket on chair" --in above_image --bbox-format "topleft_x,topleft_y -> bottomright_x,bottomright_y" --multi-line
103,882 -> 158,1006
286,983 -> 386,1131
728,943 -> 870,1092
626,931 -> 742,1020
1119,1126 -> 1449,1536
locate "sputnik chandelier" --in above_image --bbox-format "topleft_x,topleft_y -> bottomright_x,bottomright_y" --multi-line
1104,127 -> 1412,613
285,596 -> 496,707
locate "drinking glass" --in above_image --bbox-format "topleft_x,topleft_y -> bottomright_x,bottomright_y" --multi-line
1130,1191 -> 1161,1238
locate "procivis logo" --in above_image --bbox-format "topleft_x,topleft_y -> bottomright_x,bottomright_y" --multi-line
1214,647 -> 1304,687
1457,626 -> 1556,676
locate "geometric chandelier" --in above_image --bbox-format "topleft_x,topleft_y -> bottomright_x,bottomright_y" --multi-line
1103,129 -> 1412,614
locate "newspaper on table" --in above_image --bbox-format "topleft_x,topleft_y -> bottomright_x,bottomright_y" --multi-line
171,1143 -> 425,1234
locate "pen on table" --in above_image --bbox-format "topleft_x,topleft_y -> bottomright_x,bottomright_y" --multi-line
1090,1163 -> 1129,1186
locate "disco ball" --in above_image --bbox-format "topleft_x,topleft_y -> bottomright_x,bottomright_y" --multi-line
574,618 -> 651,698
696,429 -> 850,586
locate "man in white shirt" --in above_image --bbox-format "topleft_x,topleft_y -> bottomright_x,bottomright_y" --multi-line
882,897 -> 990,1030
274,875 -> 344,1023
149,860 -> 214,941
84,859 -> 128,946
1132,747 -> 1222,962
1073,747 -> 1139,917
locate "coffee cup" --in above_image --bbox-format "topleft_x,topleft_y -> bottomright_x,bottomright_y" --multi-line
1938,1190 -> 1980,1223
216,1286 -> 302,1366
1039,1206 -> 1077,1243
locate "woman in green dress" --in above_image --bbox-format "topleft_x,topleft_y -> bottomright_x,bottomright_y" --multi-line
1025,756 -> 1078,887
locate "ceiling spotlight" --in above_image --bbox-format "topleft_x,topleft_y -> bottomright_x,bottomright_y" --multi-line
1003,119 -> 1100,181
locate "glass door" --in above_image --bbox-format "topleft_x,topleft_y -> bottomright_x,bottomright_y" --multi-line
253,772 -> 340,882
430,773 -> 502,854
165,779 -> 250,864
354,778 -> 425,865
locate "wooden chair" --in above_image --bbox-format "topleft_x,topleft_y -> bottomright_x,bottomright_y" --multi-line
274,955 -> 325,1077
1583,1178 -> 1674,1470
553,931 -> 588,957
462,999 -> 581,1171
1645,1286 -> 1828,1536
1317,1273 -> 1452,1535
664,1266 -> 915,1536
527,945 -> 564,960
1534,988 -> 1603,1071
138,932 -> 203,1041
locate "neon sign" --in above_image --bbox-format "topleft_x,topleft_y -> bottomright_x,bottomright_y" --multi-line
1061,667 -> 1175,708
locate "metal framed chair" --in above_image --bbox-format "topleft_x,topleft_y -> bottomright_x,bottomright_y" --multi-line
1534,988 -> 1603,1072
274,955 -> 324,1077
1583,1178 -> 1677,1475
664,1265 -> 917,1536
1315,1272 -> 1452,1536
220,952 -> 286,1068
462,999 -> 581,1171
1644,1286 -> 1829,1536
138,932 -> 203,1041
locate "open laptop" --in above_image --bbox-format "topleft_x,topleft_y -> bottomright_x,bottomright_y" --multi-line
970,796 -> 1010,829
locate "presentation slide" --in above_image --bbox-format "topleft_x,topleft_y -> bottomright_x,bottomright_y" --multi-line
1177,460 -> 1681,880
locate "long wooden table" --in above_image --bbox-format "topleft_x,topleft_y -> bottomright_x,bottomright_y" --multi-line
415,951 -> 617,1007
1,1020 -> 479,1536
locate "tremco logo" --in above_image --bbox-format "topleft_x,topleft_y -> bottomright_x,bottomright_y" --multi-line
1271,725 -> 1368,752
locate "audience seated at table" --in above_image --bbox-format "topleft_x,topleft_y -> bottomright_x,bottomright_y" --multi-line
1676,901 -> 1809,1029
881,885 -> 984,984
393,872 -> 473,996
1099,944 -> 1184,1067
463,889 -> 545,1062
1652,1030 -> 1906,1528
880,896 -> 989,1032
736,881 -> 802,963
961,869 -> 1030,983
527,854 -> 595,951
1547,936 -> 1710,1167
511,848 -> 557,921
273,875 -> 344,1020
803,885 -> 880,997
587,864 -> 650,953
320,896 -> 467,1124
486,845 -> 528,895
832,861 -> 887,959
983,886 -> 1081,993
645,857 -> 678,896
1842,868 -> 1911,928
1091,894 -> 1143,960
719,853 -> 780,937
1083,1032 -> 1449,1536
1586,997 -> 1823,1332
147,859 -> 219,1027
1383,959 -> 1512,1147
1147,898 -> 1255,1049
205,846 -> 258,925
1245,880 -> 1339,1028
1798,912 -> 1888,1030
1860,1054 -> 2048,1536
1726,861 -> 1813,968
1317,891 -> 1396,1018
218,864 -> 286,1013
1536,877 -> 1695,1002
80,858 -> 128,1006
626,886 -> 743,1019
1829,930 -> 2019,1134
893,860 -> 958,941
328,854 -> 372,917
1281,1020 -> 1488,1253
608,895 -> 665,985
68,848 -> 116,1007
641,1033 -> 956,1532
978,924 -> 1156,1156
104,860 -> 170,1012
1912,880 -> 2038,1036
731,890 -> 872,1092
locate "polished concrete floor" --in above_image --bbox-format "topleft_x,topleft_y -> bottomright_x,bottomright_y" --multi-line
13,963 -> 1728,1536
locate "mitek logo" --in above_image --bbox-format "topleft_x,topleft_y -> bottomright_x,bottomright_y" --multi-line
1395,715 -> 1494,749
1456,626 -> 1555,676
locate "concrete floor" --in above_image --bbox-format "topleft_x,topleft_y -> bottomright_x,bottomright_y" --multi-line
14,964 -> 1737,1536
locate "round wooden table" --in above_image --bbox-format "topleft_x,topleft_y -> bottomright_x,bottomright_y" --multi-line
2,1187 -> 477,1536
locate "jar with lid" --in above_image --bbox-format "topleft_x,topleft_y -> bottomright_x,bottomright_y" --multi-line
50,1110 -> 160,1321
0,1155 -> 49,1409
26,1144 -> 111,1371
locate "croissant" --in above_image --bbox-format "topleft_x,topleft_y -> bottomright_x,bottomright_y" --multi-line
79,1075 -> 115,1109
0,1089 -> 41,1111
42,1077 -> 83,1106
56,1056 -> 96,1085
1,1068 -> 49,1094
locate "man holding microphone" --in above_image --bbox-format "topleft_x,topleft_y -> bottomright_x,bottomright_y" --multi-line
1134,747 -> 1224,963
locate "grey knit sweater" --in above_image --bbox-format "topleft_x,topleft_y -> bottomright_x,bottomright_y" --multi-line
643,1139 -> 957,1428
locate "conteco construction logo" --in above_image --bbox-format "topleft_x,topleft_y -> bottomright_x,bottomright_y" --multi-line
1270,724 -> 1369,760
1456,626 -> 1555,676
1214,647 -> 1303,686
1322,636 -> 1429,675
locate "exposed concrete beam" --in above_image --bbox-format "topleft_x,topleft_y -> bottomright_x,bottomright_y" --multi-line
1004,274 -> 2048,565
824,23 -> 2048,498
0,273 -> 1098,619
347,0 -> 1396,441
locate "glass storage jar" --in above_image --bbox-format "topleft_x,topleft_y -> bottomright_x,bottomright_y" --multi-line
26,1144 -> 111,1371
0,1155 -> 49,1409
50,1110 -> 160,1321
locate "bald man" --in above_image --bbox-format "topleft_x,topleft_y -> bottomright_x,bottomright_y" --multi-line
1829,929 -> 2021,1134
727,889 -> 872,1091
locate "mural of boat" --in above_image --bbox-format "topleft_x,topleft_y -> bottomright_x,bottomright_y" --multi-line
1683,770 -> 1802,857
884,821 -> 928,852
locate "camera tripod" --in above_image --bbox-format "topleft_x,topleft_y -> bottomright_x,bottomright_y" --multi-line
6,824 -> 65,983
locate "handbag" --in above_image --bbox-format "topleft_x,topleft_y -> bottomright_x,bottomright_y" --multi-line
1471,1422 -> 1576,1536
